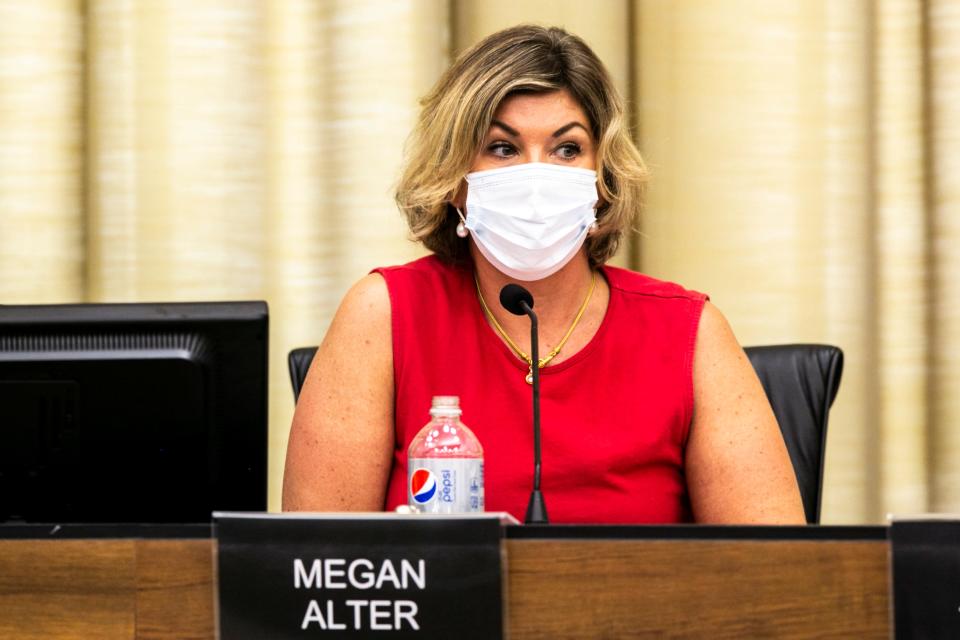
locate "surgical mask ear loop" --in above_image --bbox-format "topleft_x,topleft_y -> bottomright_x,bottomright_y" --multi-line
455,207 -> 469,238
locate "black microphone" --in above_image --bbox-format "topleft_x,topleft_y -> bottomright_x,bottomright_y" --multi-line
499,284 -> 548,524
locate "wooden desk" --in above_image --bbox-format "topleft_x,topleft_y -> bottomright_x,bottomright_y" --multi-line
506,534 -> 889,638
0,526 -> 890,639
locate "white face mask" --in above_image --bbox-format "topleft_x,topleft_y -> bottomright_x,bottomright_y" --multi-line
463,163 -> 599,281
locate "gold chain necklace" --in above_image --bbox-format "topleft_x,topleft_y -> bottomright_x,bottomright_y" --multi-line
475,271 -> 597,384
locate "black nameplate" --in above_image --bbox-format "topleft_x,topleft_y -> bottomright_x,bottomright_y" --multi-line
215,513 -> 508,639
891,519 -> 960,639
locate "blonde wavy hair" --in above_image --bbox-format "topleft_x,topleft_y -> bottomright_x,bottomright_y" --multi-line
395,24 -> 647,266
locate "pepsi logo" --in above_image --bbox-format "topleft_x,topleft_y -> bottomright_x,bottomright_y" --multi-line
410,468 -> 437,504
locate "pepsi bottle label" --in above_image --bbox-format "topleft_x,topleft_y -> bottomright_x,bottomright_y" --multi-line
408,458 -> 484,513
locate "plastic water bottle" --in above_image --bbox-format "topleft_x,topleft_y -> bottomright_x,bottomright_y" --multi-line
407,396 -> 484,513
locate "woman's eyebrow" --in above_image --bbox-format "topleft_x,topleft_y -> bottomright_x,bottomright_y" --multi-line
552,122 -> 589,137
488,120 -> 590,138
490,120 -> 519,137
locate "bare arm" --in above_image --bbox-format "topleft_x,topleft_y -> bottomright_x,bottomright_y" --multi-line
282,273 -> 394,511
685,302 -> 806,524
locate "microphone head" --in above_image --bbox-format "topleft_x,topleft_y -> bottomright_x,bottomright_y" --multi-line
499,284 -> 534,316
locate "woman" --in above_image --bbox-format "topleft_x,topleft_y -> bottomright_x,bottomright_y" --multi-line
283,25 -> 804,524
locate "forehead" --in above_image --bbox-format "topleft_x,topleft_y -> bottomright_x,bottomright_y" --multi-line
491,89 -> 591,132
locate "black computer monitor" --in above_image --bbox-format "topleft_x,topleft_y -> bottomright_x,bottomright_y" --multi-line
0,301 -> 268,524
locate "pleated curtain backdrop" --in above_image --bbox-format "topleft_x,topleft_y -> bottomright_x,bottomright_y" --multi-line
0,0 -> 957,523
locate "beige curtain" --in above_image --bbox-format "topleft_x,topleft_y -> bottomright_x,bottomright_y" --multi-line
0,0 -> 956,522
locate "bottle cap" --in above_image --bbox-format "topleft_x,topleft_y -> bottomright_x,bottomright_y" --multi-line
429,395 -> 462,418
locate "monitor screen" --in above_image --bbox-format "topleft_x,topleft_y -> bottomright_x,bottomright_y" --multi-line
0,301 -> 268,524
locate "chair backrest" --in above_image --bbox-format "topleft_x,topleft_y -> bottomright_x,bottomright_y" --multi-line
288,346 -> 318,402
287,343 -> 843,524
744,344 -> 843,524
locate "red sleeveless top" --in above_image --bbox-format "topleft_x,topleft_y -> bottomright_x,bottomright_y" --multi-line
374,255 -> 707,524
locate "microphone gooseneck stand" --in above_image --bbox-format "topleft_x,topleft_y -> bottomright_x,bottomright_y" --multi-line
499,284 -> 548,524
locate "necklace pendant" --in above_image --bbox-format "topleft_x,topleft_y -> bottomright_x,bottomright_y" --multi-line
525,365 -> 534,385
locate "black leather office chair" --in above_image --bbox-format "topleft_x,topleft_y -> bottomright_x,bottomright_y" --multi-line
287,343 -> 842,524
743,344 -> 843,524
288,346 -> 319,402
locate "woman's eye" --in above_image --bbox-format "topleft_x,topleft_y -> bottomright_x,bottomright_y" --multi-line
488,141 -> 516,158
556,142 -> 581,160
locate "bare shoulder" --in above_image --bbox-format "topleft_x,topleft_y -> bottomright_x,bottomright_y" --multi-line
302,272 -> 392,397
694,300 -> 742,365
691,301 -> 761,396
686,301 -> 805,523
336,272 -> 391,325
282,272 -> 395,512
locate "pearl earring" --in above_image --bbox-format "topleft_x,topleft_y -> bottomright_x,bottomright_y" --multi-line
588,221 -> 599,236
456,208 -> 469,238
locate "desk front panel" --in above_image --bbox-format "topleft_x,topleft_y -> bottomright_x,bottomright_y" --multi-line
0,531 -> 889,638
